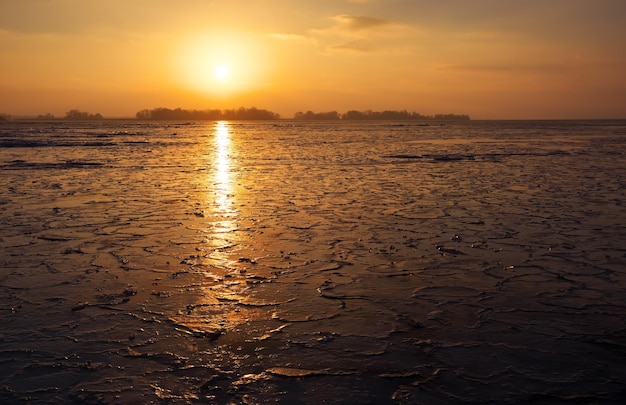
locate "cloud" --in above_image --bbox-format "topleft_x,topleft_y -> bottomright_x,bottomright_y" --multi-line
310,14 -> 399,39
269,14 -> 411,55
331,15 -> 394,32
327,40 -> 376,53
312,14 -> 410,54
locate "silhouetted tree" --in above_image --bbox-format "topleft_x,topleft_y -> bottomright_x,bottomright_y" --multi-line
342,110 -> 365,120
65,110 -> 103,120
294,111 -> 340,120
135,109 -> 151,120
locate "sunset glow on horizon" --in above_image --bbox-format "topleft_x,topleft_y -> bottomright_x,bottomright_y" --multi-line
1,0 -> 625,119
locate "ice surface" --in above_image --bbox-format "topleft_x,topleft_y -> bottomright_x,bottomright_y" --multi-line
1,120 -> 625,403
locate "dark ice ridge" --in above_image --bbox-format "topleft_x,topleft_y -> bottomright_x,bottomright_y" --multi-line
2,160 -> 106,169
384,149 -> 572,162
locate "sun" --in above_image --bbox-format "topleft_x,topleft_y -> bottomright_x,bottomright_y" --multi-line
214,64 -> 229,80
173,31 -> 272,96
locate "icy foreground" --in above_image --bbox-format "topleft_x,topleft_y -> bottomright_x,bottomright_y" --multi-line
1,120 -> 625,403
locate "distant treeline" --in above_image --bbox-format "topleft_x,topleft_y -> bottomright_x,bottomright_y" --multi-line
136,107 -> 281,120
64,109 -> 103,120
31,110 -> 104,120
18,107 -> 470,121
137,107 -> 469,121
294,110 -> 470,121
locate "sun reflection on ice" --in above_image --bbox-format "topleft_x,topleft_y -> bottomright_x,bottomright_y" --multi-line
188,121 -> 268,333
214,121 -> 232,217
209,120 -> 239,240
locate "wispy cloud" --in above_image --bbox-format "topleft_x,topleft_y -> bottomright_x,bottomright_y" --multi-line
327,40 -> 376,53
269,12 -> 417,55
311,14 -> 411,54
331,15 -> 393,32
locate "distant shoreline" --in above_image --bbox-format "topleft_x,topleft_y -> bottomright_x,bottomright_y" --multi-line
4,114 -> 626,123
5,117 -> 626,123
1,108 -> 470,122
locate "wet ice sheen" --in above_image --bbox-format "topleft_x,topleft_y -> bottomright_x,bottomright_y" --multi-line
1,120 -> 625,404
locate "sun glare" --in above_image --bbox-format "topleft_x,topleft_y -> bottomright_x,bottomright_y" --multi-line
173,31 -> 270,96
214,64 -> 229,80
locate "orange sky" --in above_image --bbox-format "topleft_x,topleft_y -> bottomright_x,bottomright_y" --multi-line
1,0 -> 625,119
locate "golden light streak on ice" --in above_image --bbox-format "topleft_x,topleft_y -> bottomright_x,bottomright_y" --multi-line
213,121 -> 234,232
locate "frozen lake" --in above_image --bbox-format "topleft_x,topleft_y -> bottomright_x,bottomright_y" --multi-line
1,119 -> 625,403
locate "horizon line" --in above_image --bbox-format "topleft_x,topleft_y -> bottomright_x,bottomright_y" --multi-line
4,116 -> 626,121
